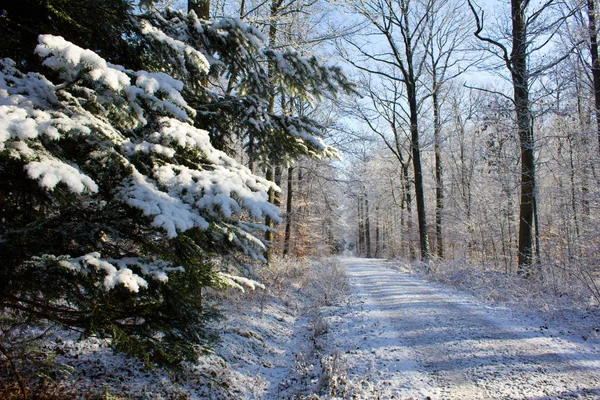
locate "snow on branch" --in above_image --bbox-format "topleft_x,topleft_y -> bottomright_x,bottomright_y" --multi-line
140,21 -> 210,75
2,33 -> 282,258
36,35 -> 131,90
0,59 -> 83,151
35,35 -> 194,125
25,159 -> 99,194
118,168 -> 211,238
51,252 -> 185,292
116,116 -> 280,240
215,272 -> 265,292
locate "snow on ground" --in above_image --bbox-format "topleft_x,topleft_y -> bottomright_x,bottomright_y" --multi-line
14,258 -> 346,398
10,257 -> 600,399
39,277 -> 317,398
321,257 -> 600,399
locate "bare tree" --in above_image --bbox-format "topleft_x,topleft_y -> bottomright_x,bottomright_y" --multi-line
342,0 -> 436,261
423,0 -> 472,258
468,0 -> 571,276
585,0 -> 600,154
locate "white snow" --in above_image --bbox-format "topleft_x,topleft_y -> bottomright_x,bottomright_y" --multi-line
60,252 -> 148,292
2,35 -> 281,250
57,252 -> 186,292
36,35 -> 130,90
118,168 -> 210,237
0,59 -> 91,153
140,21 -> 210,74
121,139 -> 177,158
38,258 -> 339,398
25,159 -> 99,194
327,257 -> 600,399
216,272 -> 266,292
23,257 -> 600,398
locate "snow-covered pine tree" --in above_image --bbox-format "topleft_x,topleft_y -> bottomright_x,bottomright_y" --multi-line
140,6 -> 355,163
0,33 -> 280,364
0,0 -> 353,365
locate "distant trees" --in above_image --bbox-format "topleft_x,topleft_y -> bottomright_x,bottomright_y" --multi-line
424,0 -> 471,258
343,0 -> 436,261
339,0 -> 599,288
342,0 -> 471,262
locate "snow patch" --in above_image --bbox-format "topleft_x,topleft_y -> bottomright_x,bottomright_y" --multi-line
25,159 -> 99,193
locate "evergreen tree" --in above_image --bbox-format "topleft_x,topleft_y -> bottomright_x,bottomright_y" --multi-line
0,0 -> 353,365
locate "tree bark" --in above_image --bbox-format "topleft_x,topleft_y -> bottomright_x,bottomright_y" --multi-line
511,0 -> 536,276
265,166 -> 275,262
409,86 -> 431,262
358,197 -> 364,255
587,0 -> 600,155
401,161 -> 416,260
283,166 -> 294,256
432,81 -> 444,259
375,205 -> 381,257
364,195 -> 372,258
188,0 -> 210,19
263,0 -> 283,262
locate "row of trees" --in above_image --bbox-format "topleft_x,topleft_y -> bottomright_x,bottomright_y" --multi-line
344,0 -> 600,276
336,0 -> 599,283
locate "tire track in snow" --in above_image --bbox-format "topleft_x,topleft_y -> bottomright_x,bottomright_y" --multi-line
332,257 -> 600,399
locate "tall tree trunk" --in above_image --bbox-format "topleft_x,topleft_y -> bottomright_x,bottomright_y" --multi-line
432,83 -> 444,259
188,0 -> 210,20
247,136 -> 255,173
265,166 -> 275,262
587,0 -> 600,155
401,162 -> 416,260
364,195 -> 372,258
575,73 -> 592,218
239,0 -> 246,18
283,166 -> 294,256
568,136 -> 580,239
511,0 -> 536,276
358,198 -> 364,256
263,0 -> 284,262
408,87 -> 430,261
375,205 -> 381,257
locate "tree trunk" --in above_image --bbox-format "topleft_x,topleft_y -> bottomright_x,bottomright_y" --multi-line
247,134 -> 255,173
433,83 -> 444,259
283,166 -> 294,256
409,87 -> 430,262
274,165 -> 282,206
375,205 -> 381,257
188,0 -> 210,20
511,0 -> 536,277
587,0 -> 600,155
358,198 -> 364,255
263,0 -> 282,262
402,161 -> 416,260
364,195 -> 372,258
265,166 -> 275,262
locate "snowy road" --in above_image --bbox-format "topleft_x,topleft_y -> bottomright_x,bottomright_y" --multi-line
325,258 -> 600,399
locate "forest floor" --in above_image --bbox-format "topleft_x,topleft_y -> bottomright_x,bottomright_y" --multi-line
319,257 -> 600,399
11,257 -> 600,399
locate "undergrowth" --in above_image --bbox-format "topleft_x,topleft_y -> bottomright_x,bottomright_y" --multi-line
0,256 -> 351,399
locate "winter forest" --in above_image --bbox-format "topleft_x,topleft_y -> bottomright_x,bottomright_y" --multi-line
1,0 -> 600,398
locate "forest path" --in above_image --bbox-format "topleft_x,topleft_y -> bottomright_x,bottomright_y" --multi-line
326,257 -> 600,399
